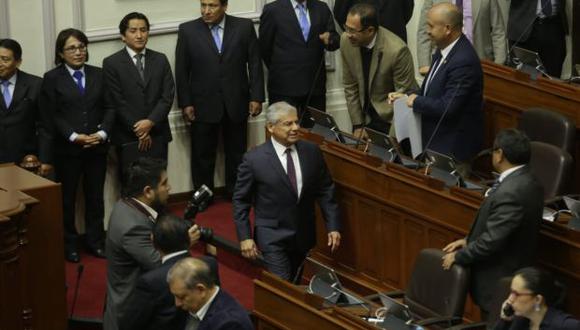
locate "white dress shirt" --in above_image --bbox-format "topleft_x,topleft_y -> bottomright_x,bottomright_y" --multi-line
126,46 -> 147,69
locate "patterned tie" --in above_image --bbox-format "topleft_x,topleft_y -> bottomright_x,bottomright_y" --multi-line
297,3 -> 310,41
134,53 -> 145,81
1,80 -> 11,108
211,24 -> 222,53
286,148 -> 298,193
72,70 -> 85,95
541,0 -> 553,16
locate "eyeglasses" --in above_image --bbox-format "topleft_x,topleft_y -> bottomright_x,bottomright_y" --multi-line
509,289 -> 535,298
343,26 -> 368,34
63,45 -> 87,54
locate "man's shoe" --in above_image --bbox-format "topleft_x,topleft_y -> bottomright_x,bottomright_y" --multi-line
88,247 -> 106,259
65,250 -> 80,263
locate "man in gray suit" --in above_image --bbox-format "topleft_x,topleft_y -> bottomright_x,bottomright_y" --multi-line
417,0 -> 506,75
104,158 -> 201,330
442,129 -> 544,321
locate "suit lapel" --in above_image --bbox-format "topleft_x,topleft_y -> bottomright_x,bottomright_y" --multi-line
266,140 -> 298,198
283,0 -> 308,44
199,21 -> 221,55
143,50 -> 153,86
84,65 -> 97,97
368,30 -> 385,92
6,73 -> 28,111
305,0 -> 317,42
59,65 -> 83,96
471,0 -> 481,27
121,50 -> 145,88
221,15 -> 235,55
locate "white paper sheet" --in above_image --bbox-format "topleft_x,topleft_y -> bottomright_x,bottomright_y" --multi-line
393,96 -> 423,158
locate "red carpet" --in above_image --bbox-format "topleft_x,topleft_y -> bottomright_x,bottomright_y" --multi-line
65,198 -> 261,323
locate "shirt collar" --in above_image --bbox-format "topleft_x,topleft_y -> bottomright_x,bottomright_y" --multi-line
161,250 -> 189,264
132,197 -> 158,221
291,0 -> 307,9
65,64 -> 85,77
125,46 -> 146,59
3,71 -> 17,85
365,33 -> 378,50
271,137 -> 296,158
210,15 -> 226,30
499,164 -> 525,182
193,286 -> 220,321
440,35 -> 461,60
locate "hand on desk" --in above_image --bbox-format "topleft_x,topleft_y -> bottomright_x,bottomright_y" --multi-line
328,231 -> 341,252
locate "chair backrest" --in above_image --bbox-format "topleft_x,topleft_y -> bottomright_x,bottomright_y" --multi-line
518,107 -> 576,158
485,277 -> 513,327
529,141 -> 573,199
404,249 -> 469,320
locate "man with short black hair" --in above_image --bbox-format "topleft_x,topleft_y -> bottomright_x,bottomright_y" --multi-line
103,12 -> 175,177
168,257 -> 252,330
105,158 -> 200,330
442,128 -> 544,321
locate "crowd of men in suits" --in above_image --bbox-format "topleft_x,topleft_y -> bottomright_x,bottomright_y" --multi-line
0,0 -> 571,328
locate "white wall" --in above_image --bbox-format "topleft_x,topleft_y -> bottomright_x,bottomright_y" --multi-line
0,0 -> 574,227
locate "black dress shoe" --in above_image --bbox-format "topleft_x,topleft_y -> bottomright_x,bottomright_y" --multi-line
65,250 -> 80,263
88,248 -> 106,259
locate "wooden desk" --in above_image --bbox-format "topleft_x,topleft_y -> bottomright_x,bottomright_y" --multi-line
304,133 -> 580,320
0,164 -> 65,330
481,61 -> 580,192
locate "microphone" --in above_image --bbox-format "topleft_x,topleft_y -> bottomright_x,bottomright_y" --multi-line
292,249 -> 312,284
299,53 -> 328,127
69,263 -> 85,319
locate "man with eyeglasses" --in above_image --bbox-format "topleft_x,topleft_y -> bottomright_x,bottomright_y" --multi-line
103,12 -> 175,181
340,3 -> 416,138
441,129 -> 544,323
232,102 -> 341,282
175,0 -> 264,210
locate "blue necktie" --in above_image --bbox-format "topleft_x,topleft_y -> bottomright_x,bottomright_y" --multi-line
73,70 -> 85,95
297,3 -> 310,41
541,0 -> 553,16
1,80 -> 11,108
211,24 -> 222,53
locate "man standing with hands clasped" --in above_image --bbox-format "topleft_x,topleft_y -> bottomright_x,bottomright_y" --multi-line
233,102 -> 341,282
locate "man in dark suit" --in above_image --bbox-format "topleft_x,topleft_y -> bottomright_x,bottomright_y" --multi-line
0,38 -> 51,175
233,102 -> 341,282
260,0 -> 340,114
119,214 -> 219,330
507,0 -> 567,77
334,0 -> 414,42
391,3 -> 483,170
175,0 -> 264,205
442,129 -> 544,321
40,29 -> 114,262
168,257 -> 253,330
103,12 -> 175,172
105,158 -> 201,330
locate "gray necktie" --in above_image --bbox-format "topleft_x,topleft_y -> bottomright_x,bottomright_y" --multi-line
186,314 -> 200,330
134,53 -> 145,81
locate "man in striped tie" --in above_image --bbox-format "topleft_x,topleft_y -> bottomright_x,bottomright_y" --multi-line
233,102 -> 341,282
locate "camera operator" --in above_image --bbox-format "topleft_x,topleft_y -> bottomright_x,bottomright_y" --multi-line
104,158 -> 201,330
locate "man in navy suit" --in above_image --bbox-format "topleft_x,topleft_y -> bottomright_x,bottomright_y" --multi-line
0,38 -> 51,175
168,257 -> 253,330
391,2 -> 483,170
233,102 -> 341,282
259,0 -> 340,114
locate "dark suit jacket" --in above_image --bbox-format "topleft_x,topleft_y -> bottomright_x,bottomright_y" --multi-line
175,15 -> 264,124
103,48 -> 174,145
507,0 -> 568,42
197,289 -> 253,330
413,35 -> 483,162
259,0 -> 340,97
40,64 -> 113,158
233,139 -> 340,253
455,166 -> 544,312
494,307 -> 580,330
333,0 -> 414,42
0,70 -> 50,163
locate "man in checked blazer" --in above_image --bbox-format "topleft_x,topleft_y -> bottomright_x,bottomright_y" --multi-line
175,0 -> 264,206
103,12 -> 175,177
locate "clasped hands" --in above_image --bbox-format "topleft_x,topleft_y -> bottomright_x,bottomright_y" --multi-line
74,133 -> 104,148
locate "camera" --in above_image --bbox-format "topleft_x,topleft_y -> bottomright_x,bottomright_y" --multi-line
183,184 -> 214,242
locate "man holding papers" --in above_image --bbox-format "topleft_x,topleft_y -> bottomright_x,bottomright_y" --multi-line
390,3 -> 483,171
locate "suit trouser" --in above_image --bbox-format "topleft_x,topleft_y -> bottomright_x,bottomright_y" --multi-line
55,150 -> 107,251
269,93 -> 326,128
510,15 -> 566,78
190,111 -> 247,194
261,249 -> 308,283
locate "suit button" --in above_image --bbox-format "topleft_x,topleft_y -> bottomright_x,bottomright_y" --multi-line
84,123 -> 88,127
83,112 -> 87,115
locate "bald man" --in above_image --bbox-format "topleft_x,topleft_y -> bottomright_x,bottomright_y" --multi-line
391,3 -> 483,174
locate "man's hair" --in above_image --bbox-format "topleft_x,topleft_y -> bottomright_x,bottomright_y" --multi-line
0,38 -> 23,61
265,101 -> 297,125
347,2 -> 379,30
153,214 -> 190,254
54,28 -> 89,66
167,257 -> 215,288
123,157 -> 167,198
119,12 -> 150,35
493,129 -> 531,165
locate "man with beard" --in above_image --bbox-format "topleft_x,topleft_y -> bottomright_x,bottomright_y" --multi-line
104,157 -> 201,330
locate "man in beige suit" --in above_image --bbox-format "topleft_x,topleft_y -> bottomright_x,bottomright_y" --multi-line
341,3 -> 416,138
417,0 -> 506,75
